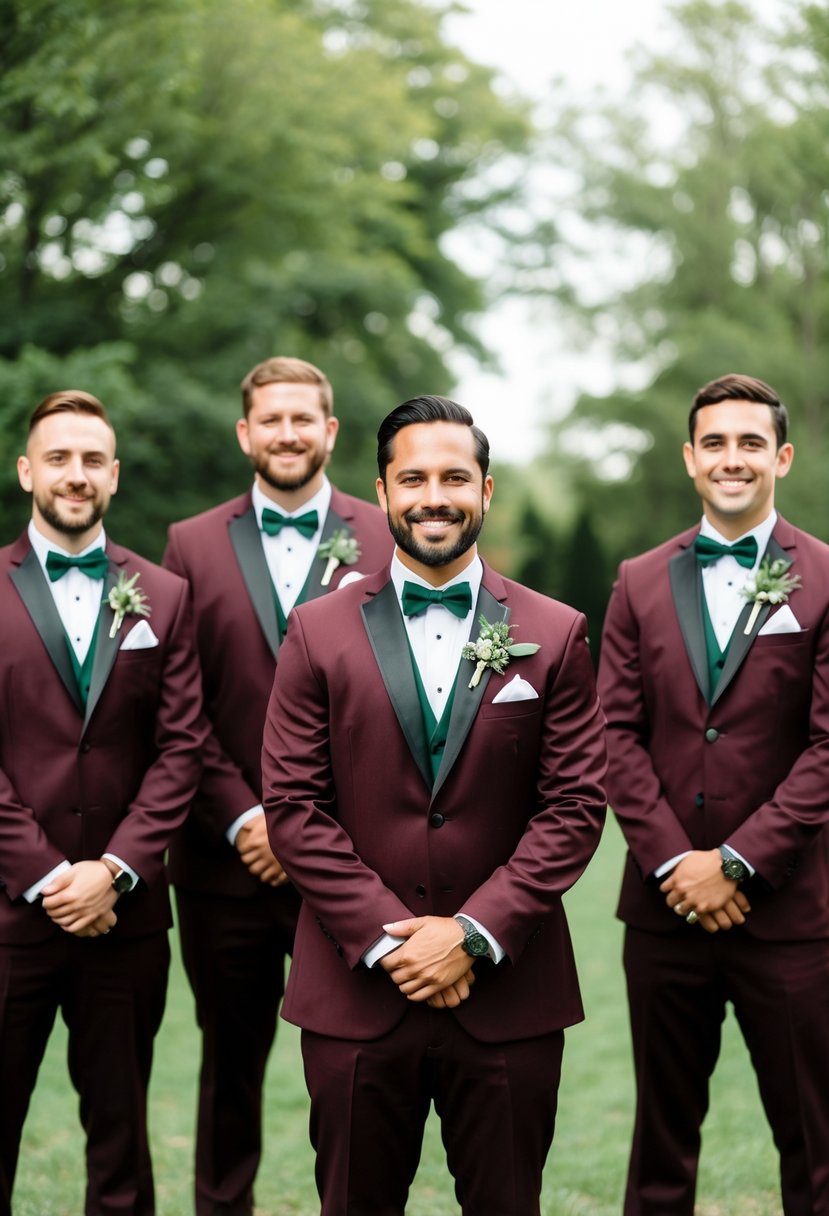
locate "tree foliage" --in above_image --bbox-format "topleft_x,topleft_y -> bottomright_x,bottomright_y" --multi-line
536,0 -> 829,576
0,0 -> 531,556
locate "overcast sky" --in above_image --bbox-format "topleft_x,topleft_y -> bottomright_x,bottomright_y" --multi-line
441,0 -> 784,462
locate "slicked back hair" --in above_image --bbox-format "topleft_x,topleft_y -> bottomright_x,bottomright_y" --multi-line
377,395 -> 490,482
28,390 -> 115,440
690,374 -> 789,448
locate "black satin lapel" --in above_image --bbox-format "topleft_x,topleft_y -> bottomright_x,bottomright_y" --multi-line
229,509 -> 280,659
432,586 -> 509,801
10,550 -> 83,712
669,548 -> 709,703
361,582 -> 432,790
84,565 -> 121,731
303,508 -> 352,603
711,535 -> 788,707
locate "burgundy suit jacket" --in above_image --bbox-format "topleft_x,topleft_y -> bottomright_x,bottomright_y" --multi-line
0,533 -> 205,944
163,486 -> 393,897
261,564 -> 607,1043
598,516 -> 829,940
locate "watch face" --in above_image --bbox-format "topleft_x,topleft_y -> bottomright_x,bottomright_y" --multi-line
112,870 -> 132,894
722,858 -> 748,882
462,930 -> 490,958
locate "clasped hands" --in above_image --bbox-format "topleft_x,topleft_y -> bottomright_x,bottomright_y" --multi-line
41,860 -> 119,937
660,848 -> 750,933
380,915 -> 476,1010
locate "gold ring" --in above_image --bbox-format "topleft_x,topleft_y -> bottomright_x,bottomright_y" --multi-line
686,910 -> 699,925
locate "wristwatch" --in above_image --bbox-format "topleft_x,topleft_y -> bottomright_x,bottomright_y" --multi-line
719,847 -> 749,884
102,859 -> 133,895
455,916 -> 490,958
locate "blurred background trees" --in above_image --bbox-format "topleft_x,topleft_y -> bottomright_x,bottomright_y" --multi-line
3,0 -> 828,641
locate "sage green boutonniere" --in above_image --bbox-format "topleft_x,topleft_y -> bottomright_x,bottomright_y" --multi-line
461,614 -> 540,689
107,571 -> 151,638
318,530 -> 361,587
740,557 -> 802,635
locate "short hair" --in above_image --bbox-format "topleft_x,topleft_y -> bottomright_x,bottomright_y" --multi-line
240,356 -> 333,418
28,390 -> 115,437
377,395 -> 491,482
689,374 -> 789,448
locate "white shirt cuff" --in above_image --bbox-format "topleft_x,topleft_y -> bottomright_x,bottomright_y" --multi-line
23,860 -> 71,903
226,805 -> 264,846
654,851 -> 692,879
363,932 -> 407,968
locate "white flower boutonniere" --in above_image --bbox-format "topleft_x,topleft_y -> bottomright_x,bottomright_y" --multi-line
107,571 -> 151,638
740,557 -> 802,635
318,530 -> 361,587
461,614 -> 540,689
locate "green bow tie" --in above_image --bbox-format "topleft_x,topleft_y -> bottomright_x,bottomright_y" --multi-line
693,534 -> 758,570
401,581 -> 472,619
45,549 -> 109,582
261,508 -> 319,539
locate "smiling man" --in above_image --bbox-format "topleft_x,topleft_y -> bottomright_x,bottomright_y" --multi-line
0,390 -> 204,1216
162,356 -> 391,1216
262,395 -> 607,1215
598,374 -> 829,1215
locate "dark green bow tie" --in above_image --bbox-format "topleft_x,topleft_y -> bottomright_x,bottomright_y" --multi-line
694,534 -> 758,570
261,508 -> 319,539
45,548 -> 109,582
401,581 -> 472,619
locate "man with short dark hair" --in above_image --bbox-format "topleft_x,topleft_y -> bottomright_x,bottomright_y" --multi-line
262,395 -> 607,1215
163,356 -> 392,1216
0,390 -> 204,1216
599,373 -> 829,1215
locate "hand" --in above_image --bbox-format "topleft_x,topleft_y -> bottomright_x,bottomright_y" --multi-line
661,850 -> 751,932
379,916 -> 471,1002
236,815 -> 288,886
426,969 -> 476,1009
41,861 -> 118,935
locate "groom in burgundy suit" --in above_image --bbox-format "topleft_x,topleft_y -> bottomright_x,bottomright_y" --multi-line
262,395 -> 607,1215
163,357 -> 392,1215
598,374 -> 829,1215
0,391 -> 204,1215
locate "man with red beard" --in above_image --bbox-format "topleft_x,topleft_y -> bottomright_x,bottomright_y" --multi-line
163,357 -> 392,1216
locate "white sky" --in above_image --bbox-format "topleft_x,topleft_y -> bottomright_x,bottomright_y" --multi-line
442,0 -> 784,462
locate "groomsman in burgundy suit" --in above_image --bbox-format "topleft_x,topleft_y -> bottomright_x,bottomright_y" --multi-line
598,374 -> 829,1215
261,395 -> 607,1215
0,391 -> 204,1216
163,356 -> 392,1216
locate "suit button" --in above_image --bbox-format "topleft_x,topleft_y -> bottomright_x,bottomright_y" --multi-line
415,884 -> 426,898
80,742 -> 92,753
704,728 -> 719,743
429,812 -> 445,828
694,793 -> 704,808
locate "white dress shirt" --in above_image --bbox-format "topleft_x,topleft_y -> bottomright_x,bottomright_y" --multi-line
363,553 -> 504,968
23,522 -> 137,900
655,512 -> 775,878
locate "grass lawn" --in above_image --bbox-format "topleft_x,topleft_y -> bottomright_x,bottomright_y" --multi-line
14,817 -> 781,1215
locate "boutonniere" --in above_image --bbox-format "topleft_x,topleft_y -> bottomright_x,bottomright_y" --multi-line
461,614 -> 540,689
740,557 -> 802,635
318,530 -> 361,587
107,571 -> 151,638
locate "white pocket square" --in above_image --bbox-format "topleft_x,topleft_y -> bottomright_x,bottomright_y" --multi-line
492,674 -> 539,704
758,604 -> 801,636
120,620 -> 159,650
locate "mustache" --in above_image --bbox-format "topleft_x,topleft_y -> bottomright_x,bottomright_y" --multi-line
404,508 -> 465,525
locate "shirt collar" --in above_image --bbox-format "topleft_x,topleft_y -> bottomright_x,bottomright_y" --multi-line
28,520 -> 107,573
252,476 -> 331,530
390,551 -> 482,614
698,509 -> 777,570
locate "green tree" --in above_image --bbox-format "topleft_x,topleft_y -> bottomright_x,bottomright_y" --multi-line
0,0 -> 531,556
534,0 -> 829,573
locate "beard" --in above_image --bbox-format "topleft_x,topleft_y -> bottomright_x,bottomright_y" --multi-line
387,505 -> 484,569
36,495 -> 106,538
251,445 -> 327,494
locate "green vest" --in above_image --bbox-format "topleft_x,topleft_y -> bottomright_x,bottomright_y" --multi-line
701,588 -> 731,703
272,563 -> 318,642
407,641 -> 459,783
64,617 -> 100,709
